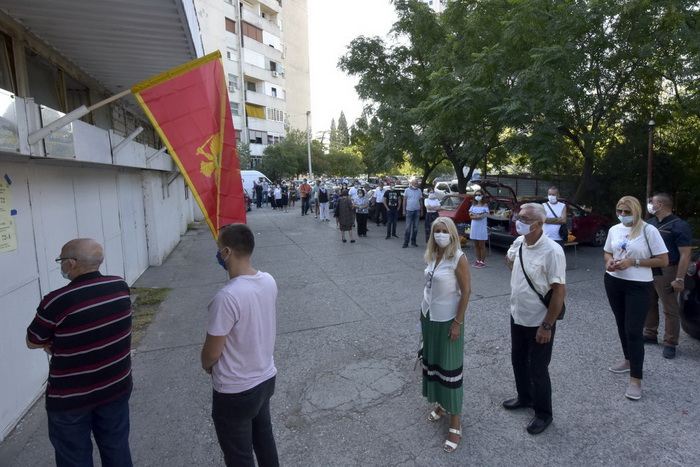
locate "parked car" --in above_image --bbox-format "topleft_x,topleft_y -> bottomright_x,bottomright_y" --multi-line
680,247 -> 700,340
438,194 -> 474,224
456,180 -> 610,247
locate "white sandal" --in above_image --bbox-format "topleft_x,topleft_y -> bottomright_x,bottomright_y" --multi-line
443,427 -> 462,453
428,405 -> 445,422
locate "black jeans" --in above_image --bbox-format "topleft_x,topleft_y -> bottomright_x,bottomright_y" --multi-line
604,274 -> 653,379
357,213 -> 368,235
510,317 -> 555,420
301,197 -> 310,215
386,210 -> 398,236
212,376 -> 279,467
375,204 -> 387,225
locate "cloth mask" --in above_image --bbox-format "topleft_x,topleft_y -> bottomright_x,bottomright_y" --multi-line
647,203 -> 657,215
475,195 -> 482,201
515,220 -> 532,236
548,195 -> 558,203
618,215 -> 634,224
216,250 -> 228,271
434,233 -> 451,247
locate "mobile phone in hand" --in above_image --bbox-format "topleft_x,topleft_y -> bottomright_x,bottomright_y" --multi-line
665,285 -> 675,294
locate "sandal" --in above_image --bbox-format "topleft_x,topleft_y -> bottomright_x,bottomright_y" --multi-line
443,426 -> 461,453
428,405 -> 445,422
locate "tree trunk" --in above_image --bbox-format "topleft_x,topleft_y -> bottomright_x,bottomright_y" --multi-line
572,144 -> 594,204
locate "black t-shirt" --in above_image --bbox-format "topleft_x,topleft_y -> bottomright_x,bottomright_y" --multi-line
384,190 -> 401,210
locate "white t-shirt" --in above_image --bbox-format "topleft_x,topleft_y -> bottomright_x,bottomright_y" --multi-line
349,186 -> 359,203
424,197 -> 441,212
207,271 -> 278,393
373,188 -> 387,204
604,223 -> 668,282
543,202 -> 566,241
507,233 -> 566,326
421,250 -> 465,322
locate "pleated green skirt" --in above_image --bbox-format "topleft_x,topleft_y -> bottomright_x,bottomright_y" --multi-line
421,310 -> 464,415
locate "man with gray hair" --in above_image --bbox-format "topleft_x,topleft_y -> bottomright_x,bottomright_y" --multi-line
503,203 -> 566,435
27,238 -> 133,466
402,178 -> 424,248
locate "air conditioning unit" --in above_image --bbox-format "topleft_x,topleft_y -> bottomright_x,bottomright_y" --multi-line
271,71 -> 279,77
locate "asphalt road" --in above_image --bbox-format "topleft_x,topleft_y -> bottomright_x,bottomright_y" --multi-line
2,207 -> 699,466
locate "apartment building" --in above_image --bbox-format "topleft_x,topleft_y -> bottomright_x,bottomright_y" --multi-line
0,0 -> 202,440
196,0 -> 311,167
422,0 -> 449,13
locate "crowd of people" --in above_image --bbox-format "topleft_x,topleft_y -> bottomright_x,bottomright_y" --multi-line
24,181 -> 692,464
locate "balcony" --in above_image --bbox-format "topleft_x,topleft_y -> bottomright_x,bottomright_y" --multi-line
241,8 -> 281,37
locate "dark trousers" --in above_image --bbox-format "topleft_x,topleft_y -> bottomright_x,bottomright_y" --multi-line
386,210 -> 398,236
357,213 -> 368,235
604,274 -> 653,379
375,204 -> 387,225
425,212 -> 439,242
256,191 -> 263,208
510,317 -> 555,420
301,197 -> 310,214
47,391 -> 132,467
212,376 -> 279,467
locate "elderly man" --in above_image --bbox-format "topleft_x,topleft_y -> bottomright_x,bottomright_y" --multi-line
27,238 -> 133,466
503,203 -> 566,435
402,178 -> 424,248
543,186 -> 567,244
644,193 -> 693,359
203,224 -> 279,466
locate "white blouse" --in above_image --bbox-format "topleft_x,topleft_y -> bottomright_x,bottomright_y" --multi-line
421,249 -> 464,322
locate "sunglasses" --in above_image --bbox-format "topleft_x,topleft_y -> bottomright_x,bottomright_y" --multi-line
616,209 -> 632,215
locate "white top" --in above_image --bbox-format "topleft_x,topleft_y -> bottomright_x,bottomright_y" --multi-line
507,234 -> 566,326
424,197 -> 441,212
421,249 -> 465,322
207,271 -> 278,393
373,188 -> 387,204
349,186 -> 359,203
543,202 -> 566,241
604,223 -> 668,282
274,188 -> 282,199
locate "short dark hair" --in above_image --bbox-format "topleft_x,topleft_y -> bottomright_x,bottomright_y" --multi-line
654,193 -> 673,207
219,223 -> 254,257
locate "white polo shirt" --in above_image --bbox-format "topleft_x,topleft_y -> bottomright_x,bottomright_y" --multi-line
507,233 -> 566,326
207,271 -> 278,393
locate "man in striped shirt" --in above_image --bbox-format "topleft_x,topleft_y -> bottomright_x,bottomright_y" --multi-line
27,238 -> 133,467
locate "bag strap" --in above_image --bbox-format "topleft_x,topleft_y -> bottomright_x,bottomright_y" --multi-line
518,243 -> 548,308
545,203 -> 557,217
657,217 -> 679,231
642,224 -> 656,259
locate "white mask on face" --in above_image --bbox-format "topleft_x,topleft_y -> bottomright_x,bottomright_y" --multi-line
618,215 -> 634,224
475,195 -> 483,201
515,220 -> 532,236
434,233 -> 451,247
548,195 -> 558,204
647,203 -> 657,215
428,193 -> 436,199
61,270 -> 70,280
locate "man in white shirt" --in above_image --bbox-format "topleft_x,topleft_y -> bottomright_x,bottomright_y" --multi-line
503,203 -> 566,435
372,181 -> 387,226
543,186 -> 567,244
201,224 -> 279,466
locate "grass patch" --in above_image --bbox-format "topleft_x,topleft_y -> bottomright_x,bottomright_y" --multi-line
130,287 -> 171,348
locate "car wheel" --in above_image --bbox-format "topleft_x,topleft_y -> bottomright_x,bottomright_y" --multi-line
591,227 -> 608,247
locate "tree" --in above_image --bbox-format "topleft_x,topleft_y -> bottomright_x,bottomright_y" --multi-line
337,111 -> 350,147
236,142 -> 252,170
329,118 -> 339,151
326,146 -> 365,177
258,129 -> 308,180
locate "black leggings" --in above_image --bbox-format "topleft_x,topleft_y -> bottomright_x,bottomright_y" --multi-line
604,273 -> 653,379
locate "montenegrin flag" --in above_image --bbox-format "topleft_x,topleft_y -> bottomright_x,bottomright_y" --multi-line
131,51 -> 246,239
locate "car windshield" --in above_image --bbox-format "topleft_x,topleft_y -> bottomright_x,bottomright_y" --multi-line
440,196 -> 463,209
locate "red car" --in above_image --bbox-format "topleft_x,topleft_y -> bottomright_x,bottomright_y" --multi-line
439,180 -> 609,247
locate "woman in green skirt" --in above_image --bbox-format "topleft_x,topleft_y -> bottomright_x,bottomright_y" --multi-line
421,217 -> 471,452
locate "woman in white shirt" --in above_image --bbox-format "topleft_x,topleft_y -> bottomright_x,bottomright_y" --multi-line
421,217 -> 471,453
604,196 -> 668,401
423,189 -> 441,242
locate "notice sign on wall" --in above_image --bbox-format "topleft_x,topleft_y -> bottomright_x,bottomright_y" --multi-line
0,176 -> 17,253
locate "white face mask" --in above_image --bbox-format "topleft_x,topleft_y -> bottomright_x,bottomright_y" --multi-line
548,195 -> 558,203
618,215 -> 634,224
475,195 -> 483,201
428,193 -> 436,199
61,270 -> 70,280
647,203 -> 657,215
516,220 -> 532,236
434,233 -> 451,247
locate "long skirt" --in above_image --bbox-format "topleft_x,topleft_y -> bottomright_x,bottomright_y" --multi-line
421,310 -> 464,415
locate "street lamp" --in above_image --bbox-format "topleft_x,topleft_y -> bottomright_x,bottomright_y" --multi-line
306,111 -> 313,179
646,120 -> 655,209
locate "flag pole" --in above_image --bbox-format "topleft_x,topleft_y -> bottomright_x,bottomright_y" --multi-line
88,89 -> 132,112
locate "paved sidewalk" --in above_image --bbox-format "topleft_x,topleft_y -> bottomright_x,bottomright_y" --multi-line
2,207 -> 699,466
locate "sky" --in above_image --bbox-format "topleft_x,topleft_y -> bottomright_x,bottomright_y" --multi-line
307,0 -> 398,135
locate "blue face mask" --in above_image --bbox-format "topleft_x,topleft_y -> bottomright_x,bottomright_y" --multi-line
216,250 -> 228,270
618,215 -> 634,224
61,270 -> 70,280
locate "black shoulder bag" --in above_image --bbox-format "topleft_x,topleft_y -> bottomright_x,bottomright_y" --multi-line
518,243 -> 566,320
545,203 -> 568,241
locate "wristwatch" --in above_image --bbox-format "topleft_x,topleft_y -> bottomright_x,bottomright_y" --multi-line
634,259 -> 640,268
675,278 -> 685,283
541,322 -> 552,330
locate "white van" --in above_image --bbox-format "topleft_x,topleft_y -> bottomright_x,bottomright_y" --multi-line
240,170 -> 271,195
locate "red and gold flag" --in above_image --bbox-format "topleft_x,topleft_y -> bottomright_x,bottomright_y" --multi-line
131,51 -> 245,239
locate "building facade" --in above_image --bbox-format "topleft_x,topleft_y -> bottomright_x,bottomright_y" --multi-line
422,0 -> 449,13
196,0 -> 311,167
0,0 -> 203,440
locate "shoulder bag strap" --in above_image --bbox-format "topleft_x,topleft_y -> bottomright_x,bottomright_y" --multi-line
545,203 -> 557,217
518,243 -> 548,307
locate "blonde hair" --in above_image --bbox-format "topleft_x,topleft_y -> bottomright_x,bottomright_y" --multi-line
617,196 -> 644,239
424,217 -> 461,263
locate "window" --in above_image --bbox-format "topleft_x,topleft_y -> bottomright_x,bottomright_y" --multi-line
246,81 -> 256,92
266,108 -> 284,122
227,73 -> 238,92
0,34 -> 15,93
241,21 -> 263,42
248,130 -> 266,145
225,18 -> 236,34
226,48 -> 238,61
230,102 -> 239,116
270,87 -> 277,97
269,61 -> 277,72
